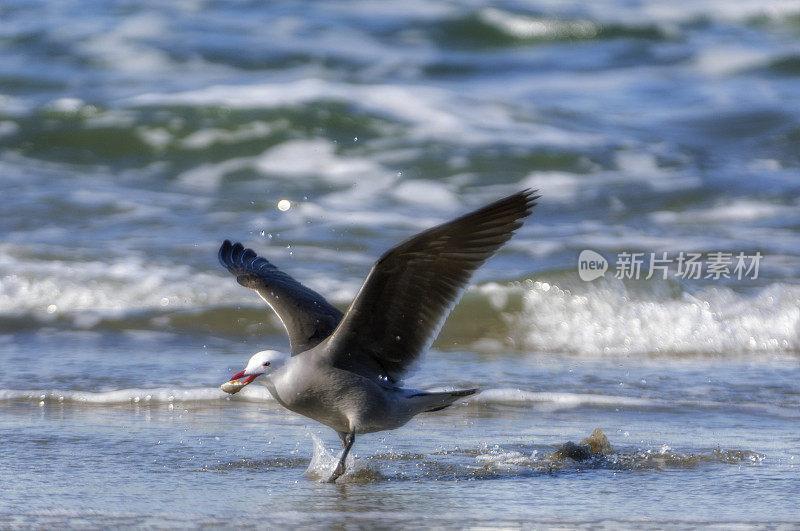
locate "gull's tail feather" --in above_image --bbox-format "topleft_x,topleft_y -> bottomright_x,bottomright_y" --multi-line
407,388 -> 479,413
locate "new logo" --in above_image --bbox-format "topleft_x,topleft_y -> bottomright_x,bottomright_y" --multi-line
578,249 -> 607,281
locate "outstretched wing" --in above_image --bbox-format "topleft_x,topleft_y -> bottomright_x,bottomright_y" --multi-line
218,240 -> 343,355
323,189 -> 538,383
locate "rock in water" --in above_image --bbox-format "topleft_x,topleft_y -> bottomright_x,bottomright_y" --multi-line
552,441 -> 593,461
550,428 -> 613,462
579,428 -> 612,456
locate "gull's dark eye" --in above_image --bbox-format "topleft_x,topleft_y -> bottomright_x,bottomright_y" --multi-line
263,361 -> 270,367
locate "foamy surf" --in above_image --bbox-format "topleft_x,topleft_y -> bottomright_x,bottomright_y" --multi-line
471,389 -> 800,418
2,263 -> 798,359
468,279 -> 800,357
0,385 -> 273,405
4,386 -> 796,420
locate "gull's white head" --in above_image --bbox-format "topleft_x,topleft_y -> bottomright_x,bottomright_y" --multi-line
243,349 -> 288,377
221,350 -> 289,394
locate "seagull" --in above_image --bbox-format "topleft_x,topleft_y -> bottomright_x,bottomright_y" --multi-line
218,189 -> 538,482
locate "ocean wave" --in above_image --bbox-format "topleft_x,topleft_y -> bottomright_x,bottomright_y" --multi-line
3,386 -> 796,418
438,9 -> 670,48
0,248 -> 241,325
127,79 -> 606,149
0,386 -> 273,405
650,198 -> 797,224
470,388 -> 799,418
2,245 -> 798,358
463,279 -> 800,357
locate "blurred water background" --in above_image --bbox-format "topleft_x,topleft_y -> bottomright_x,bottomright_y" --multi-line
1,0 -> 799,527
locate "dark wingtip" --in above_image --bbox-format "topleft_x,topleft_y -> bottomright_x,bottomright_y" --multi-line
218,239 -> 237,269
219,240 -> 269,276
518,188 -> 541,216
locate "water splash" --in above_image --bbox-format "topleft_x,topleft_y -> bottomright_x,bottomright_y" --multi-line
474,428 -> 764,474
304,434 -> 382,483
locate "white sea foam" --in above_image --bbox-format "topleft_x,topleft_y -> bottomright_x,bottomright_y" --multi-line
470,389 -> 799,418
129,79 -> 605,148
175,156 -> 252,190
390,179 -> 459,209
523,171 -> 584,202
2,234 -> 798,359
180,121 -> 275,150
0,385 -> 273,405
525,0 -> 800,25
471,389 -> 658,408
46,97 -> 86,113
0,94 -> 28,115
0,120 -> 20,138
651,199 -> 792,224
479,8 -> 599,40
474,279 -> 800,357
0,250 -> 235,318
3,385 -> 794,419
693,46 -> 769,76
255,138 -> 389,184
175,137 -> 396,191
522,149 -> 702,205
72,13 -> 174,72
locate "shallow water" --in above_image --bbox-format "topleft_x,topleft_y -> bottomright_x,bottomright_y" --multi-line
1,0 -> 800,527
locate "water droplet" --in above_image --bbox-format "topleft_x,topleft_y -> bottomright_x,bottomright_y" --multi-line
160,297 -> 169,306
277,199 -> 291,211
47,304 -> 57,314
353,136 -> 358,142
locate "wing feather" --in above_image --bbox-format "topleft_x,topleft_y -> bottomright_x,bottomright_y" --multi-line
218,240 -> 343,355
324,189 -> 539,382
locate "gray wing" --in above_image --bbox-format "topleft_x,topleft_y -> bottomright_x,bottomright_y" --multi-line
218,240 -> 343,355
323,189 -> 538,383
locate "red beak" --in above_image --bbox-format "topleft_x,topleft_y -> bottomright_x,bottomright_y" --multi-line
230,370 -> 258,385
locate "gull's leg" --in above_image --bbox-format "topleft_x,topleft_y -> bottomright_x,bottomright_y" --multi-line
327,431 -> 355,483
